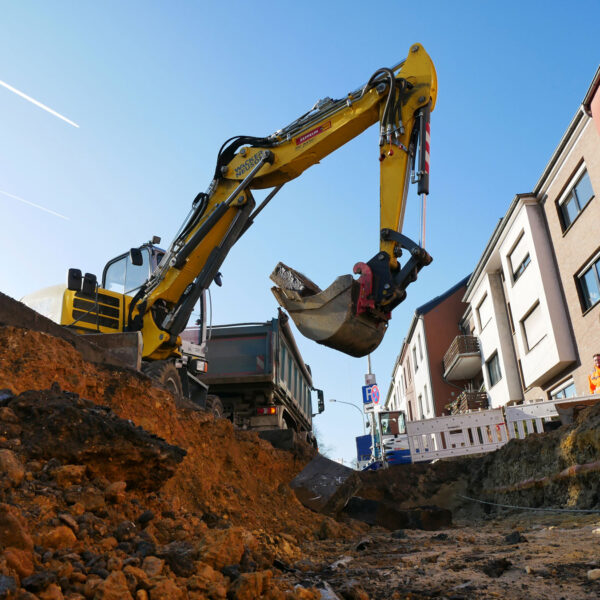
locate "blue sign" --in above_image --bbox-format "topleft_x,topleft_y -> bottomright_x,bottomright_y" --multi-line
362,384 -> 380,405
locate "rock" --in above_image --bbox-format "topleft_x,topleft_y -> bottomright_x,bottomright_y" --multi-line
96,537 -> 117,553
391,530 -> 406,539
105,482 -> 127,504
114,521 -> 137,542
0,390 -> 14,402
188,562 -> 228,597
52,465 -> 87,488
41,526 -> 77,549
137,511 -> 155,528
38,583 -> 65,599
316,518 -> 344,540
354,538 -> 371,551
84,575 -> 103,598
3,546 -> 34,577
0,504 -> 33,550
0,449 -> 24,486
147,577 -> 185,599
58,513 -> 79,532
80,487 -> 106,512
141,556 -> 164,578
157,541 -> 196,577
482,557 -> 512,578
197,527 -> 248,571
504,531 -> 527,545
136,591 -> 149,600
135,540 -> 156,558
94,570 -> 133,599
290,455 -> 362,516
228,570 -> 272,600
0,575 -> 16,599
588,568 -> 600,580
123,565 -> 150,590
339,582 -> 369,600
22,570 -> 58,593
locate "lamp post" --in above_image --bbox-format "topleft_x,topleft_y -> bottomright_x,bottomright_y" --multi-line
329,399 -> 366,435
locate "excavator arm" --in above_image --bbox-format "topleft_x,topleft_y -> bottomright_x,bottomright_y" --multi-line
130,43 -> 437,359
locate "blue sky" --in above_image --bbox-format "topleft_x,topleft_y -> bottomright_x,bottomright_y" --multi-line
1,1 -> 598,463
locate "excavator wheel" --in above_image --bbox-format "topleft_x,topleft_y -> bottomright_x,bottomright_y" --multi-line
143,360 -> 184,402
206,395 -> 223,419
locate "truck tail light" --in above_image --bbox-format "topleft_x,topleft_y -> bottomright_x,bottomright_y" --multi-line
257,406 -> 277,416
194,359 -> 208,373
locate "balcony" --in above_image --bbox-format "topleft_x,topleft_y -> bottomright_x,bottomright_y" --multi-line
443,335 -> 481,381
446,391 -> 489,415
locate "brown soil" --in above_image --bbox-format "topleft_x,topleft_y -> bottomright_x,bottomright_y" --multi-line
1,323 -> 600,599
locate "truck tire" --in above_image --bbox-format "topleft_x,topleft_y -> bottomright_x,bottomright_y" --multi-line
206,395 -> 223,419
143,360 -> 183,401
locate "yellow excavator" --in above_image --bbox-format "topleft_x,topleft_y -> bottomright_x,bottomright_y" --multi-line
21,43 -> 437,405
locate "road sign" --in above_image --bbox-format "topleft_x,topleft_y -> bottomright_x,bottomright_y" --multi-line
362,384 -> 380,407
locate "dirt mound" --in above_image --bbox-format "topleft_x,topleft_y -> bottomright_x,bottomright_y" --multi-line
0,324 -> 363,598
1,386 -> 185,490
0,325 -> 331,537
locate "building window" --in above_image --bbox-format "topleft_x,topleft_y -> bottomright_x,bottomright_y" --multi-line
508,233 -> 531,282
412,346 -> 418,371
550,379 -> 576,400
477,294 -> 492,331
521,302 -> 545,351
558,169 -> 595,230
418,394 -> 424,419
418,334 -> 424,360
424,384 -> 430,416
486,352 -> 502,388
578,254 -> 600,311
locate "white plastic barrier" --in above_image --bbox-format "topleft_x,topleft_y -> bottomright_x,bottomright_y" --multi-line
406,408 -> 509,462
504,399 -> 559,439
504,394 -> 600,439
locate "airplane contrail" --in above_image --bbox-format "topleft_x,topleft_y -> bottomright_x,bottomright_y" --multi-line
0,189 -> 69,220
0,79 -> 79,128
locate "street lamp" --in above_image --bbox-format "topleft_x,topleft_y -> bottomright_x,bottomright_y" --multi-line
329,399 -> 366,435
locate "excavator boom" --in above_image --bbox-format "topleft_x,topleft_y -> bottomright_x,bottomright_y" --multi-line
125,42 -> 437,359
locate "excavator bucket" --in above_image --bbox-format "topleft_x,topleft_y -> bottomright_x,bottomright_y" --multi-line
270,263 -> 387,358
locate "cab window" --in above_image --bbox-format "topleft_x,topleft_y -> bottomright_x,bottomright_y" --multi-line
104,257 -> 126,293
125,249 -> 150,293
103,249 -> 150,295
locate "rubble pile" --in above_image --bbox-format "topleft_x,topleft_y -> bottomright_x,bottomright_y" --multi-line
0,326 -> 363,599
2,323 -> 600,598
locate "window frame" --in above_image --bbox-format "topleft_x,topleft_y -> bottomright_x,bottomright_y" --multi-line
556,166 -> 595,233
576,251 -> 600,313
508,232 -> 531,283
549,378 -> 576,400
476,294 -> 492,332
520,301 -> 546,352
486,352 -> 502,388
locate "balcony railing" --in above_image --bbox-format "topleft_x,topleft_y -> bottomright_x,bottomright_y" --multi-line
446,391 -> 489,415
443,335 -> 481,380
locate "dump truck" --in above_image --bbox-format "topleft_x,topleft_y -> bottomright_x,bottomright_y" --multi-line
181,311 -> 323,447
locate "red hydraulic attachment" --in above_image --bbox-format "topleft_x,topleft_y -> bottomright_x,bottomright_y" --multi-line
353,262 -> 376,315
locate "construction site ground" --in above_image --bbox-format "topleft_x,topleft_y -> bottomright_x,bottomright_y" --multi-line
1,323 -> 600,599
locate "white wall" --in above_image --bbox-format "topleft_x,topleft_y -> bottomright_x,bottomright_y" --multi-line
499,200 -> 576,388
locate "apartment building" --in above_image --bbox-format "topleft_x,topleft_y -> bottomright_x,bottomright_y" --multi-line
386,276 -> 469,420
388,67 -> 600,416
444,71 -> 599,407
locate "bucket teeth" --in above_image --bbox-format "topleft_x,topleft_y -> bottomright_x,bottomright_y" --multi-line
270,263 -> 387,358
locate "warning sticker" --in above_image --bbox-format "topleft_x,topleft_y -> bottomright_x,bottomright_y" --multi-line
295,121 -> 331,146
